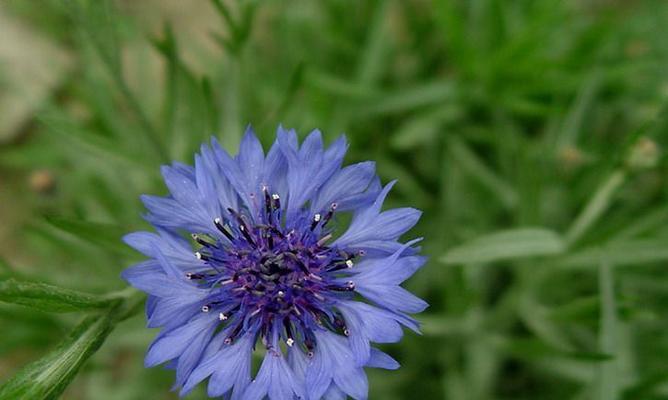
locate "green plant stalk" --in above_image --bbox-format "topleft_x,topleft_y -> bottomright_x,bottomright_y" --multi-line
0,279 -> 118,312
565,170 -> 627,247
0,290 -> 144,399
597,255 -> 619,400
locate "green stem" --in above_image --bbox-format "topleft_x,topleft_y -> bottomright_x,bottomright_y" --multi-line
565,170 -> 627,247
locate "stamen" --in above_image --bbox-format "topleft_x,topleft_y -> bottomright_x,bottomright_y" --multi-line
263,186 -> 273,216
219,313 -> 228,321
186,272 -> 205,280
201,305 -> 211,313
346,260 -> 354,268
310,214 -> 322,230
283,318 -> 295,347
317,234 -> 333,247
214,218 -> 236,241
191,233 -> 217,248
271,193 -> 281,210
322,203 -> 338,226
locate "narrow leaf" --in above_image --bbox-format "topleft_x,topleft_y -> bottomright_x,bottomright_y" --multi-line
0,293 -> 143,399
559,238 -> 668,269
0,279 -> 115,312
597,256 -> 620,400
44,216 -> 132,255
441,228 -> 566,265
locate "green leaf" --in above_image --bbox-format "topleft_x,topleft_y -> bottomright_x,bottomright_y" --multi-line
597,257 -> 620,400
0,292 -> 143,400
0,279 -> 115,312
448,137 -> 518,210
44,216 -> 132,256
558,238 -> 668,269
441,228 -> 566,265
351,80 -> 457,118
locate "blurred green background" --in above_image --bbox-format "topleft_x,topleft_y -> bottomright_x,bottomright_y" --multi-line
1,0 -> 668,399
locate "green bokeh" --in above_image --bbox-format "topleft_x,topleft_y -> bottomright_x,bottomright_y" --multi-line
1,0 -> 668,399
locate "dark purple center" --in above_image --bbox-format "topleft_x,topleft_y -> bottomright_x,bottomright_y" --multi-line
187,188 -> 360,353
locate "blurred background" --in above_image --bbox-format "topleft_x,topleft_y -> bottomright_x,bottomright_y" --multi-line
1,0 -> 668,399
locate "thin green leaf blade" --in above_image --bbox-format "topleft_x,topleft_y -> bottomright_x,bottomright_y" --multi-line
559,238 -> 668,269
597,256 -> 620,400
441,228 -> 566,265
0,293 -> 143,400
0,279 -> 115,312
44,216 -> 132,256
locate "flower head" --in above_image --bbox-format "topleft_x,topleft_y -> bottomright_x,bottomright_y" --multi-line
122,126 -> 427,399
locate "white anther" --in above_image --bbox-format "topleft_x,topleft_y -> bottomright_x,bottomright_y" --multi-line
201,305 -> 210,313
286,338 -> 295,347
219,313 -> 228,321
272,194 -> 280,200
214,217 -> 222,224
314,214 -> 322,222
195,252 -> 203,260
277,290 -> 285,297
346,260 -> 354,268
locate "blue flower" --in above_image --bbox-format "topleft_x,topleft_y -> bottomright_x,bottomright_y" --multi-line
122,126 -> 427,399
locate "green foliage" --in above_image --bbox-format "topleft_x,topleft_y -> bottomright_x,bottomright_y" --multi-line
0,292 -> 143,400
0,279 -> 119,312
1,0 -> 668,399
441,228 -> 566,265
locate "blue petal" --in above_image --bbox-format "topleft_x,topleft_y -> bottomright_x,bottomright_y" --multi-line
263,127 -> 289,196
333,366 -> 368,400
280,130 -> 348,220
323,384 -> 347,400
356,284 -> 429,314
311,161 -> 377,213
145,313 -> 215,368
308,331 -> 367,400
180,332 -> 253,398
336,207 -> 422,248
211,137 -> 257,213
199,143 -> 241,216
161,164 -> 215,229
147,296 -> 202,329
337,301 -> 404,366
243,350 -> 303,400
121,261 -> 177,297
237,126 -> 265,194
287,347 -> 308,386
367,348 -> 400,370
141,195 -> 216,234
146,295 -> 158,319
123,230 -> 199,267
334,181 -> 410,250
352,243 -> 427,286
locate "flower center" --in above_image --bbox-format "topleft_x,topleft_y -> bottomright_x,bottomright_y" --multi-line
185,188 -> 360,353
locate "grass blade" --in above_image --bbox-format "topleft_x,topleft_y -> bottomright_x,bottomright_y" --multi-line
441,228 -> 566,265
597,256 -> 619,400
